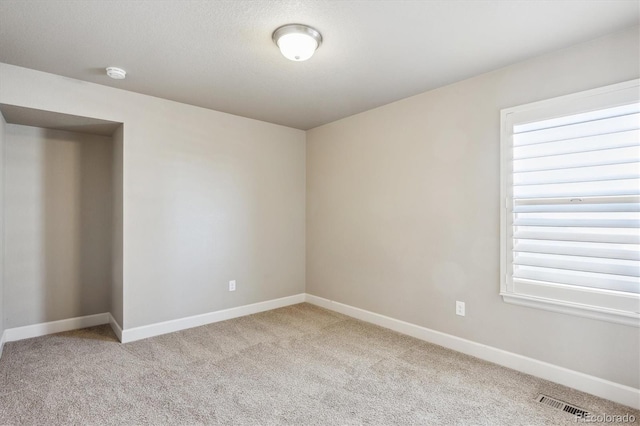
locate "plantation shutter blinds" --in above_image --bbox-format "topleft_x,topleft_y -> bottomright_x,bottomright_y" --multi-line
510,102 -> 640,294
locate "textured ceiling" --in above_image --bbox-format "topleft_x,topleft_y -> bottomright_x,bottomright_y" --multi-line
0,0 -> 638,130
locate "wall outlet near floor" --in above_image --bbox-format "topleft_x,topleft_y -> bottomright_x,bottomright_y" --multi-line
229,280 -> 236,292
456,301 -> 465,316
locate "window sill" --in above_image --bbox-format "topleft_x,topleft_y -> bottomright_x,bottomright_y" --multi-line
501,292 -> 639,327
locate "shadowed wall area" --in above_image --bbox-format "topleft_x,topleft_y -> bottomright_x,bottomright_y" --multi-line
3,124 -> 113,328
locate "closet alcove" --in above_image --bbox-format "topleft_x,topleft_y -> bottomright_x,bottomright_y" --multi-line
0,104 -> 124,337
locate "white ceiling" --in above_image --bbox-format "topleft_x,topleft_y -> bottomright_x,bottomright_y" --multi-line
0,1 -> 638,130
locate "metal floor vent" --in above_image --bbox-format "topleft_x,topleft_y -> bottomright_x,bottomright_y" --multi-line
536,394 -> 589,418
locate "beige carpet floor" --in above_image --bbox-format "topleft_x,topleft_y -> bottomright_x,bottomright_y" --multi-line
0,303 -> 637,425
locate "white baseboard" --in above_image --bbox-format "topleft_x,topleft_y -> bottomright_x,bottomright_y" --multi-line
0,294 -> 306,348
3,313 -> 110,343
109,314 -> 123,342
305,294 -> 640,410
121,293 -> 306,343
0,330 -> 6,358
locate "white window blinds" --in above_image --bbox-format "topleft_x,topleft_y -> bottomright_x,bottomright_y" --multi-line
510,103 -> 640,295
501,80 -> 640,326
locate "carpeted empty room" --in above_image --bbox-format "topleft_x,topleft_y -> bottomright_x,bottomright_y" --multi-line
1,1 -> 640,425
1,304 -> 637,425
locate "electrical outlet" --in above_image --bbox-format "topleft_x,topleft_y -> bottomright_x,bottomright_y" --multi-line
229,280 -> 236,292
456,301 -> 465,316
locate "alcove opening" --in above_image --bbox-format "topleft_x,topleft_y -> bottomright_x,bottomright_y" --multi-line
0,104 -> 124,335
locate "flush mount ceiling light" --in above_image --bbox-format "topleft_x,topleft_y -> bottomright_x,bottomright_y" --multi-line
106,67 -> 126,80
272,24 -> 322,62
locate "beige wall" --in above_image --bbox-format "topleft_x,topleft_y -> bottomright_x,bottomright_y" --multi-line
306,27 -> 640,388
0,62 -> 306,329
111,125 -> 124,327
0,114 -> 5,340
4,125 -> 113,327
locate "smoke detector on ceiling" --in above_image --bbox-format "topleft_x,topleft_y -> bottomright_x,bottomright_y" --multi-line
106,67 -> 126,80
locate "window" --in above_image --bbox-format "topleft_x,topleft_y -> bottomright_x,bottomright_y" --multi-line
500,80 -> 640,327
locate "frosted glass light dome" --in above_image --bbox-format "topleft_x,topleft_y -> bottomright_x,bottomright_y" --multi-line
272,24 -> 322,62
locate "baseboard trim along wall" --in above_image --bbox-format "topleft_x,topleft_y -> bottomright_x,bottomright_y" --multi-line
109,314 -> 123,342
3,313 -> 111,343
304,294 -> 640,410
0,295 -> 306,348
120,293 -> 306,343
0,330 -> 6,358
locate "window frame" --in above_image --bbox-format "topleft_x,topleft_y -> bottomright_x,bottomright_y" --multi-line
500,79 -> 640,327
